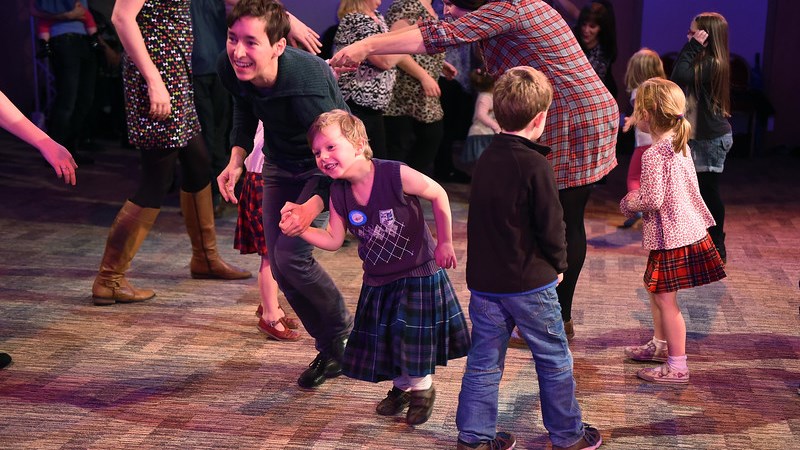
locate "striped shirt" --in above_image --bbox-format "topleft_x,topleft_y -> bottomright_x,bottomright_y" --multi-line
419,0 -> 619,189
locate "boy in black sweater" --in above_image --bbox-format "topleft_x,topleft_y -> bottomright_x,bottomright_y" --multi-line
455,67 -> 602,450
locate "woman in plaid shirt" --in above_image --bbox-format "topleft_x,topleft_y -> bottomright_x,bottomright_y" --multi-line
330,0 -> 618,342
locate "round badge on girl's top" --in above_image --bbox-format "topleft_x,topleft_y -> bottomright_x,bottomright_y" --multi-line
349,210 -> 367,226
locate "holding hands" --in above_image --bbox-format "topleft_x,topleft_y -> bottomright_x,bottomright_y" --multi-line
279,197 -> 324,237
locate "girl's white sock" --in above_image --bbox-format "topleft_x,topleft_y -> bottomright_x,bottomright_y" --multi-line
667,354 -> 688,372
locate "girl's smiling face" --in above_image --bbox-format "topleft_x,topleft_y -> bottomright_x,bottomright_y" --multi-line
311,125 -> 364,179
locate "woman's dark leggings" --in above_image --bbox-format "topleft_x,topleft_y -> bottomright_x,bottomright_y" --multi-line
556,184 -> 593,322
130,135 -> 212,208
696,171 -> 726,257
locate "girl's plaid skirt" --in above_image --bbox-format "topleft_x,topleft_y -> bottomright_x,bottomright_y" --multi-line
342,269 -> 471,383
234,171 -> 266,256
644,234 -> 726,293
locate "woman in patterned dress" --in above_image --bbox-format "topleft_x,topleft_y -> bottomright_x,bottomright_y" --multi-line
383,0 -> 454,174
334,0 -> 396,158
91,0 -> 252,306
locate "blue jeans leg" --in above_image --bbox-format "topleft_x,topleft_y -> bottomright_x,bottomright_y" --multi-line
456,292 -> 511,444
506,288 -> 585,448
456,289 -> 586,447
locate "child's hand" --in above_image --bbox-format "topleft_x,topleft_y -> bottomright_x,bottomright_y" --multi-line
279,198 -> 323,236
434,242 -> 457,269
622,115 -> 635,133
557,273 -> 564,285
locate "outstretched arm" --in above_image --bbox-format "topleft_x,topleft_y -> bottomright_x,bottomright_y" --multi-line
399,165 -> 456,269
295,197 -> 347,251
0,91 -> 77,185
330,26 -> 427,70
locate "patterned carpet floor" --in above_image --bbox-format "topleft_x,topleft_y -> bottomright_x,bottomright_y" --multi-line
0,134 -> 798,449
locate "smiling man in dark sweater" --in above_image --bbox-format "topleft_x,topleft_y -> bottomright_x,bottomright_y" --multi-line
216,0 -> 352,389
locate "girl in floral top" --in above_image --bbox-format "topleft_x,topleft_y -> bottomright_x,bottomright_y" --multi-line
620,78 -> 726,384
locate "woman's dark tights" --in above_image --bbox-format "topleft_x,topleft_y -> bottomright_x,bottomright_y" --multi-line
556,184 -> 593,322
130,135 -> 212,208
696,172 -> 726,259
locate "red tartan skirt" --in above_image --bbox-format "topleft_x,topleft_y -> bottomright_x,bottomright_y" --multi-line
234,171 -> 267,256
644,234 -> 726,293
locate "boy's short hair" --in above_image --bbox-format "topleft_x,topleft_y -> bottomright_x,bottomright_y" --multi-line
307,109 -> 373,159
227,0 -> 290,45
493,66 -> 553,132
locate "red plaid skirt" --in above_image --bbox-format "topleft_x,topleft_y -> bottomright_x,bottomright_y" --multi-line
644,234 -> 726,293
234,171 -> 267,256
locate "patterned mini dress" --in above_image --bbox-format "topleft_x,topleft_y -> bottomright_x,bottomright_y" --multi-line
121,0 -> 200,150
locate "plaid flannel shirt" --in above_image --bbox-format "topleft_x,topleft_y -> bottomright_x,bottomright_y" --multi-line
419,0 -> 619,189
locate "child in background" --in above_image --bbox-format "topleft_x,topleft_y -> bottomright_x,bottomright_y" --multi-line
457,66 -> 601,450
619,48 -> 666,228
670,12 -> 733,263
461,68 -> 500,165
234,121 -> 301,341
620,78 -> 726,384
297,109 -> 470,426
35,0 -> 99,58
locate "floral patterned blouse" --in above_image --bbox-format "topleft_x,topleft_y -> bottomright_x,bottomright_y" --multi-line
620,138 -> 715,250
384,0 -> 444,123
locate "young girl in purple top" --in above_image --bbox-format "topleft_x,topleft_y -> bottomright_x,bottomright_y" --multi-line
620,78 -> 726,384
296,109 -> 470,425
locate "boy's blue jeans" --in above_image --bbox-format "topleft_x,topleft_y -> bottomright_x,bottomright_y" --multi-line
456,287 -> 586,448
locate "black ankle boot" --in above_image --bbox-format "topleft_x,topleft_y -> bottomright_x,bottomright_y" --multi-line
297,352 -> 342,388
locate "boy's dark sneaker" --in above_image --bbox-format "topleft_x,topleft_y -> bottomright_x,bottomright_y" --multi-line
456,431 -> 516,450
553,424 -> 602,450
376,386 -> 411,416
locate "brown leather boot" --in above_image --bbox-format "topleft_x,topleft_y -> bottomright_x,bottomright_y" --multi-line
92,201 -> 159,305
180,185 -> 252,280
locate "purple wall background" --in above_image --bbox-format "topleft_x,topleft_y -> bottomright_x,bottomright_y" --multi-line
1,0 -> 798,149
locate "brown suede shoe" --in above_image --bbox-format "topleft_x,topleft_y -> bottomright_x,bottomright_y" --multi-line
376,386 -> 411,416
406,385 -> 435,425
